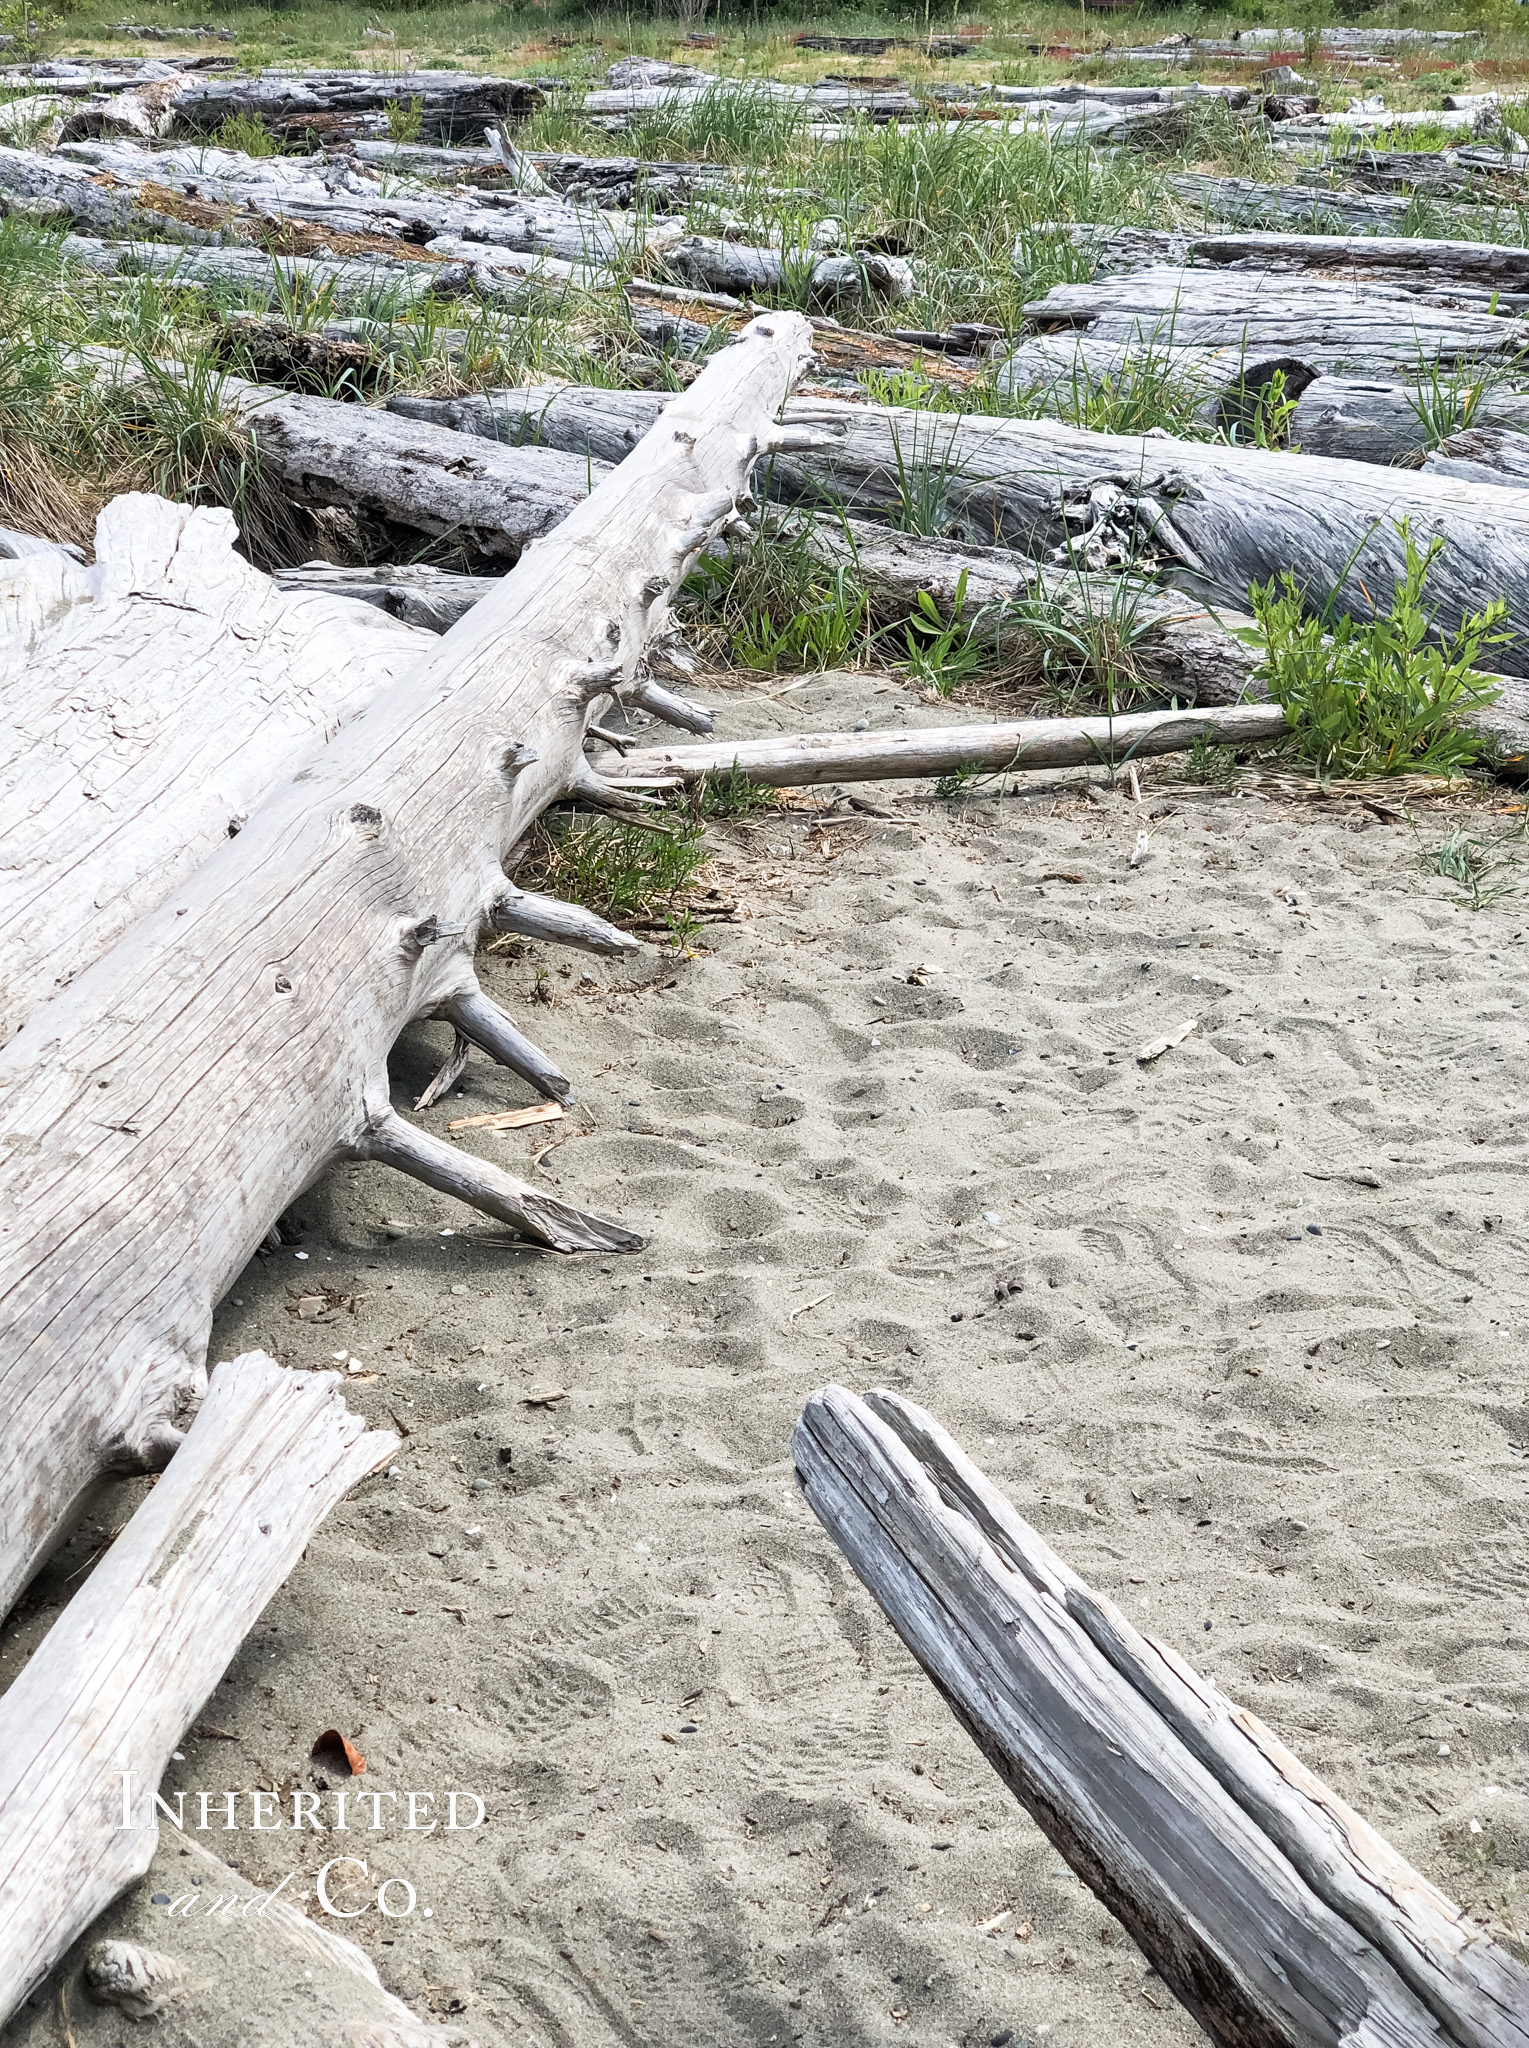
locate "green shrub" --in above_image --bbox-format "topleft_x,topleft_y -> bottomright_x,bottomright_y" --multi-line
1250,524 -> 1508,778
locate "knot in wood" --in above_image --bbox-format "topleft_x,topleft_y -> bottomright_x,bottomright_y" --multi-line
408,916 -> 467,951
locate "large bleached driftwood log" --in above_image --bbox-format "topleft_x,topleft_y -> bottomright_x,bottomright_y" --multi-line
794,1385 -> 1529,2048
595,704 -> 1288,789
393,383 -> 1529,673
0,312 -> 812,1623
13,1836 -> 453,2047
0,494 -> 429,1043
1167,170 -> 1424,231
0,1352 -> 396,2025
63,233 -> 444,312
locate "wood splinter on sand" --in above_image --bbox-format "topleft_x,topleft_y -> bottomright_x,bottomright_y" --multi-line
0,311 -> 816,1630
794,1385 -> 1529,2048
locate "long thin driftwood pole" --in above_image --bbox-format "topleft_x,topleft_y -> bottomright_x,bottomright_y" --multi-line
0,312 -> 814,1623
595,704 -> 1290,788
793,1386 -> 1529,2048
0,1352 -> 396,2024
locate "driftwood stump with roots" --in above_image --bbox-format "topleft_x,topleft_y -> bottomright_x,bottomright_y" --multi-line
0,312 -> 814,1627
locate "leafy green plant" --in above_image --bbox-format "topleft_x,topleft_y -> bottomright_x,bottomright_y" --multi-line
1223,366 -> 1300,451
385,97 -> 423,145
934,764 -> 981,799
904,569 -> 986,694
1004,573 -> 1162,715
1250,524 -> 1509,778
1184,735 -> 1239,786
213,112 -> 278,158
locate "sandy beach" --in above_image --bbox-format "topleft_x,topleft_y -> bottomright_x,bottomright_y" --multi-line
6,664 -> 1528,2048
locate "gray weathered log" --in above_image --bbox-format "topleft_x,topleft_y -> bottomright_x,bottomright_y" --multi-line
403,383 -> 1529,674
995,331 -> 1319,429
594,705 -> 1288,789
1168,170 -> 1423,231
170,68 -> 545,144
798,516 -> 1260,705
0,1351 -> 397,2025
63,233 -> 442,311
1024,265 -> 1529,372
271,559 -> 504,630
663,234 -> 914,306
0,495 -> 429,1044
0,312 -> 812,1626
357,1108 -> 631,1248
1187,227 -> 1529,299
1292,376 -> 1529,464
240,389 -> 609,561
794,1384 -> 1529,2048
1423,425 -> 1529,483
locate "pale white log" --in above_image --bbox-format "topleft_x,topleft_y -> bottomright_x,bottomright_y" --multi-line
594,705 -> 1289,788
0,494 -> 430,1043
0,1352 -> 397,2024
0,312 -> 814,1618
794,1385 -> 1529,2048
489,883 -> 641,954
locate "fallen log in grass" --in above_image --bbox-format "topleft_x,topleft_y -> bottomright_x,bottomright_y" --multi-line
595,704 -> 1289,789
0,1353 -> 396,2025
0,311 -> 812,1625
388,383 -> 1529,672
794,1385 -> 1529,2048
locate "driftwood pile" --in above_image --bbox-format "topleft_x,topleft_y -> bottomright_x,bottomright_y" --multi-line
2,46 -> 1528,2043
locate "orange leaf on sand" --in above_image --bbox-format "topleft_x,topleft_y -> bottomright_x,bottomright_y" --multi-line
311,1728 -> 366,1776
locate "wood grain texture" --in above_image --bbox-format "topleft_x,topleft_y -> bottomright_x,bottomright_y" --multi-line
0,312 -> 813,1623
0,493 -> 429,1042
596,705 -> 1289,787
1024,265 -> 1527,371
793,1384 -> 1529,2048
0,1352 -> 396,2024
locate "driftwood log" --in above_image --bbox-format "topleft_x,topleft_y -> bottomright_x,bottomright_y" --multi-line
1424,426 -> 1529,484
0,493 -> 428,1043
1167,170 -> 1425,231
797,517 -> 1261,704
1024,266 -> 1529,372
62,234 -> 444,312
0,1352 -> 396,2024
1292,376 -> 1529,465
1187,227 -> 1529,297
794,1385 -> 1529,2048
0,311 -> 811,1626
393,383 -> 1529,674
170,67 -> 545,143
595,704 -> 1288,788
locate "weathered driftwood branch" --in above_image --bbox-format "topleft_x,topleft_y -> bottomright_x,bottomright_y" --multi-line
170,66 -> 545,143
0,1353 -> 396,2025
793,1385 -> 1529,2048
594,704 -> 1289,788
1186,226 -> 1529,297
0,494 -> 428,1044
0,312 -> 813,1621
